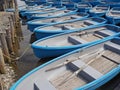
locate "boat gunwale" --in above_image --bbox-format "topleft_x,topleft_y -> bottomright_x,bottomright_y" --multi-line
33,17 -> 107,33
32,24 -> 120,49
10,36 -> 120,90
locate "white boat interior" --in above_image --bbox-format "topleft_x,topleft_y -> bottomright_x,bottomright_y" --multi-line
32,9 -> 73,17
15,38 -> 120,90
77,3 -> 91,8
31,13 -> 85,24
25,5 -> 47,10
36,18 -> 104,31
27,7 -> 61,13
91,6 -> 108,12
108,9 -> 120,17
36,25 -> 118,47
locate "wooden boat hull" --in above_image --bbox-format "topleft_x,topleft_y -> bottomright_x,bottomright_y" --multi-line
32,24 -> 120,58
10,37 -> 120,90
27,12 -> 88,32
89,4 -> 109,17
34,17 -> 107,39
77,2 -> 92,13
24,0 -> 45,5
62,2 -> 75,9
106,7 -> 120,24
21,4 -> 52,11
106,16 -> 120,25
100,1 -> 120,8
23,6 -> 66,20
30,9 -> 78,20
82,0 -> 100,6
89,12 -> 106,17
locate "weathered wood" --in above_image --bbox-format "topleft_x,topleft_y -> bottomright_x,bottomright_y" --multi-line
0,81 -> 4,90
13,0 -> 23,41
10,15 -> 19,56
5,28 -> 14,55
0,48 -> 6,74
0,29 -> 11,63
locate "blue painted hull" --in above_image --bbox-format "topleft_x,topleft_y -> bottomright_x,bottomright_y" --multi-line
25,0 -> 46,5
24,6 -> 66,20
100,1 -> 120,8
83,0 -> 100,6
27,12 -> 88,32
10,36 -> 120,90
106,7 -> 120,24
32,24 -> 120,58
89,12 -> 105,17
30,9 -> 77,20
77,2 -> 92,13
34,17 -> 107,39
106,16 -> 120,25
89,4 -> 109,17
20,4 -> 52,17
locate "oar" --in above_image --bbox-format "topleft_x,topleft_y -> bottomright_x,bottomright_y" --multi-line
45,49 -> 103,72
57,51 -> 104,86
45,53 -> 89,72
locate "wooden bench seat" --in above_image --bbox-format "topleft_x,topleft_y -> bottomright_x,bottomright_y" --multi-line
68,35 -> 88,44
84,20 -> 98,26
105,42 -> 120,54
95,30 -> 116,37
68,60 -> 103,82
34,77 -> 56,90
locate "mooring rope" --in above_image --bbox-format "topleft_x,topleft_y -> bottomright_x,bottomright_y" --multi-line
3,44 -> 31,62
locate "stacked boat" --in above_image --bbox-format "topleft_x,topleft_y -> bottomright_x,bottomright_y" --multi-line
89,4 -> 110,17
10,0 -> 120,90
27,12 -> 89,31
33,17 -> 106,39
106,7 -> 120,24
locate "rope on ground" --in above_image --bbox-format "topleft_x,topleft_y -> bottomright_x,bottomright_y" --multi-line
3,44 -> 31,62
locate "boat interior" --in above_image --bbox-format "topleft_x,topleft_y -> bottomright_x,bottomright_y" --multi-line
36,25 -> 119,46
108,9 -> 120,17
37,18 -> 104,31
28,7 -> 60,13
32,14 -> 84,23
32,9 -> 73,17
33,38 -> 120,90
77,4 -> 91,8
95,6 -> 108,11
26,5 -> 45,10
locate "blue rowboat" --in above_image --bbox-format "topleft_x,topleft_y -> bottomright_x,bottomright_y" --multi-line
6,4 -> 52,17
62,2 -> 76,9
77,2 -> 92,13
20,3 -> 52,12
100,1 -> 120,8
34,17 -> 106,39
24,0 -> 41,5
32,24 -> 120,58
10,36 -> 120,90
52,0 -> 62,7
27,12 -> 88,32
89,4 -> 110,17
106,7 -> 120,25
81,0 -> 100,6
5,5 -> 29,12
30,8 -> 77,20
20,4 -> 52,17
23,6 -> 66,20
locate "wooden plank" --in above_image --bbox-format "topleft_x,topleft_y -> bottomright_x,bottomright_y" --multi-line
0,30 -> 11,63
0,48 -> 6,74
5,28 -> 14,54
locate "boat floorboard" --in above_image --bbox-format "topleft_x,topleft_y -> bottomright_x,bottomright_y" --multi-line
80,34 -> 101,42
50,70 -> 87,90
89,50 -> 118,74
